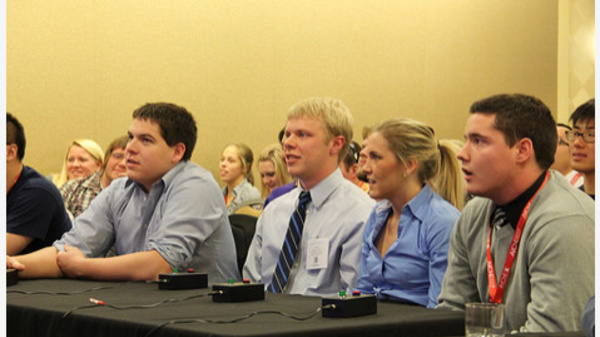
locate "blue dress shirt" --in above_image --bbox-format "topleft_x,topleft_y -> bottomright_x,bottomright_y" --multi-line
54,161 -> 240,283
356,185 -> 459,308
243,168 -> 375,296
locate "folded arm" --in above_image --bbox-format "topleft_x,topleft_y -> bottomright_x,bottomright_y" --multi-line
7,246 -> 63,279
57,245 -> 172,281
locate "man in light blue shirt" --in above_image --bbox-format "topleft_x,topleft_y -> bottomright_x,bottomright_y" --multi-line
7,103 -> 239,283
243,97 -> 375,296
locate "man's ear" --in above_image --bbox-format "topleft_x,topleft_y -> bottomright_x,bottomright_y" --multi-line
329,135 -> 346,156
172,143 -> 186,163
514,138 -> 534,164
6,144 -> 18,162
350,163 -> 358,176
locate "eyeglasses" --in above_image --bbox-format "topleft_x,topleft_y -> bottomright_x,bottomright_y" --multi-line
565,130 -> 595,143
557,138 -> 569,146
111,153 -> 125,160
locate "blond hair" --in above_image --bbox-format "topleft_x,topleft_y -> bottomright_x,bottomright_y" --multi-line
52,139 -> 104,188
287,97 -> 354,164
435,139 -> 465,210
372,118 -> 463,210
257,143 -> 292,198
222,143 -> 255,185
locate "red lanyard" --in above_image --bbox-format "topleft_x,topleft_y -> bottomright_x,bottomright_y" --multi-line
570,172 -> 581,185
486,171 -> 549,303
7,170 -> 22,194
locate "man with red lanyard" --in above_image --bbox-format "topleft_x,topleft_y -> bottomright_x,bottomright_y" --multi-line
436,94 -> 594,333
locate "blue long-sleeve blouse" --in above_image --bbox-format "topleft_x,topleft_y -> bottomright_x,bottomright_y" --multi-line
356,185 -> 459,308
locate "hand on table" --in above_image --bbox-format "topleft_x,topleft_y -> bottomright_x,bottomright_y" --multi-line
57,245 -> 87,278
7,255 -> 25,271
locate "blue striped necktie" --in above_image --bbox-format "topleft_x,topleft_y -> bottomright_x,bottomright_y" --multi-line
268,190 -> 311,293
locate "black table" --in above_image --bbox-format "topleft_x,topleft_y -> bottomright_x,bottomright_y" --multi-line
7,279 -> 465,337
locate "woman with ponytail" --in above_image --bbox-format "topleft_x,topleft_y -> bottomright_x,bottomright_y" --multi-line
356,118 -> 461,308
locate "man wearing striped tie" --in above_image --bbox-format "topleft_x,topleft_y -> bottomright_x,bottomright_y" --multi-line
243,97 -> 375,296
436,94 -> 594,333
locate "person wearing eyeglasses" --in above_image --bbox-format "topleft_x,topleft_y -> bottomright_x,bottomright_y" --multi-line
340,141 -> 370,193
60,135 -> 129,219
356,126 -> 372,184
550,123 -> 583,188
566,98 -> 595,199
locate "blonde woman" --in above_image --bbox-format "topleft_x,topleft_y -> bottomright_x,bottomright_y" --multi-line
256,143 -> 291,199
60,135 -> 129,218
220,143 -> 262,215
52,139 -> 104,188
356,118 -> 461,308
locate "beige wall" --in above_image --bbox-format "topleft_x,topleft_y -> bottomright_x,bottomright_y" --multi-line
8,1 -> 559,184
557,0 -> 595,123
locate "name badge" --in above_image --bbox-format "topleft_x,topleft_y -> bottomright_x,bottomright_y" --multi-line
307,238 -> 329,270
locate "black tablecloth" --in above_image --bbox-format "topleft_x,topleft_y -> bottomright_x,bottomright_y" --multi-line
7,279 -> 465,337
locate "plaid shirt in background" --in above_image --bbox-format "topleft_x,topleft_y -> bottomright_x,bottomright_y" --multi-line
60,171 -> 103,219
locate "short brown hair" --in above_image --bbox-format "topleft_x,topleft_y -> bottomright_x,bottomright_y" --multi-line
103,135 -> 129,170
132,103 -> 197,161
469,94 -> 556,169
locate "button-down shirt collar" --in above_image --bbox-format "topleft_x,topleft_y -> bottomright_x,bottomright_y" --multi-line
298,168 -> 344,209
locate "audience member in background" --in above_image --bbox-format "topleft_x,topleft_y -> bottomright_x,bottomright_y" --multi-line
263,127 -> 298,208
60,135 -> 129,218
244,97 -> 375,296
550,123 -> 584,188
220,143 -> 262,215
51,139 -> 104,188
437,94 -> 594,333
356,126 -> 372,183
7,103 -> 239,283
7,113 -> 72,255
340,141 -> 369,193
569,99 -> 596,337
257,143 -> 292,199
356,118 -> 460,308
567,98 -> 595,199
